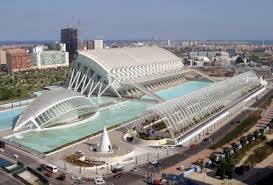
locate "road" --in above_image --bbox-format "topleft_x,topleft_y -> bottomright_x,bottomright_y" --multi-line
101,88 -> 273,185
0,170 -> 23,185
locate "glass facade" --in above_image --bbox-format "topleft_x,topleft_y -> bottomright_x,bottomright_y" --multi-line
145,72 -> 260,143
20,97 -> 96,130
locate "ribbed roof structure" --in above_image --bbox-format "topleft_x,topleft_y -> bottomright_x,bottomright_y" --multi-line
67,46 -> 184,97
13,88 -> 96,131
145,71 -> 260,143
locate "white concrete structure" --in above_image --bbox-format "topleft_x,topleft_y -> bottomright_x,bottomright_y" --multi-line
67,46 -> 184,97
98,127 -> 112,153
143,72 -> 261,144
67,47 -> 184,97
31,50 -> 69,69
13,88 -> 97,131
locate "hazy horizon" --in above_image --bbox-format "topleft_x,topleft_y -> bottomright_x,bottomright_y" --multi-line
1,0 -> 273,41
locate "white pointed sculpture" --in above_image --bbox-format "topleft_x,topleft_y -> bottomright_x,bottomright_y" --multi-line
98,126 -> 112,152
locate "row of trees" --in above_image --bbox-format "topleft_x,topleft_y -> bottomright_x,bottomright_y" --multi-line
209,127 -> 267,179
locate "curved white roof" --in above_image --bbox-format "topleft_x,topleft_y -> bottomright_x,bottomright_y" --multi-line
145,71 -> 260,143
14,88 -> 89,130
79,46 -> 180,71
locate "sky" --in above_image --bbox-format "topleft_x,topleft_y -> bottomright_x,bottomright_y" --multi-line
0,0 -> 273,41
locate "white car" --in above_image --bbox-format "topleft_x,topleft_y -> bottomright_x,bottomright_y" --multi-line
71,176 -> 81,180
94,179 -> 105,185
149,160 -> 159,165
0,148 -> 4,152
12,154 -> 19,158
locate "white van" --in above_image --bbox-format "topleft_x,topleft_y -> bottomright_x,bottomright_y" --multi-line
45,164 -> 58,173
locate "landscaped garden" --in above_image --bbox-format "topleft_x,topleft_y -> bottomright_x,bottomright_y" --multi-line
208,127 -> 267,179
0,67 -> 68,102
210,110 -> 262,149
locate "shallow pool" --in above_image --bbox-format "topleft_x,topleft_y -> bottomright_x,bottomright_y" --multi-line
7,100 -> 153,153
143,81 -> 212,100
0,108 -> 24,131
4,81 -> 212,153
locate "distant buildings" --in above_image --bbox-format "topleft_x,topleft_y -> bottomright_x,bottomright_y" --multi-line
87,40 -> 104,50
31,48 -> 69,69
60,28 -> 79,63
167,40 -> 171,46
6,48 -> 31,74
0,49 -> 7,65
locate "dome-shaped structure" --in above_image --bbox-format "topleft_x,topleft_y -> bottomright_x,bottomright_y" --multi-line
13,88 -> 97,131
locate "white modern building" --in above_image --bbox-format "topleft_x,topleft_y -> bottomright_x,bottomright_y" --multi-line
141,71 -> 261,144
31,50 -> 69,69
67,46 -> 184,98
13,88 -> 97,131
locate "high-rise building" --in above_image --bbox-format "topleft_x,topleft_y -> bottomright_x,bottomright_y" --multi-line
0,49 -> 7,65
60,28 -> 78,64
87,40 -> 104,50
6,48 -> 31,74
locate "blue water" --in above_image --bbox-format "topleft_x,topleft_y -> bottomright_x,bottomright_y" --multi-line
0,108 -> 24,131
3,81 -> 213,153
7,101 -> 153,153
0,96 -> 114,131
143,81 -> 212,100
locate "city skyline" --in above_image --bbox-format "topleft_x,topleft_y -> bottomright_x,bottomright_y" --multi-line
0,0 -> 273,41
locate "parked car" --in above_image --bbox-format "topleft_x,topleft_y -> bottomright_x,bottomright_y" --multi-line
0,148 -> 4,152
71,176 -> 81,180
44,172 -> 52,177
94,178 -> 105,184
112,165 -> 124,173
74,179 -> 86,184
12,154 -> 19,158
202,138 -> 211,143
191,144 -> 197,149
94,176 -> 103,181
131,167 -> 140,172
149,160 -> 159,165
